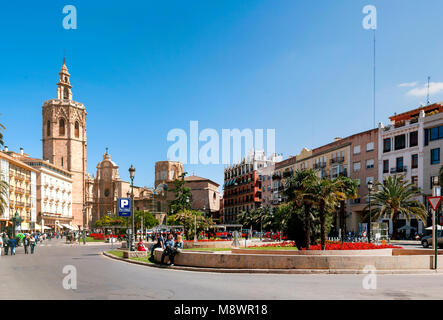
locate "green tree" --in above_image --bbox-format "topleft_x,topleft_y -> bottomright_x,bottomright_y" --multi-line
0,121 -> 4,147
315,178 -> 340,250
169,172 -> 192,214
273,203 -> 292,240
365,175 -> 428,237
334,176 -> 359,243
284,169 -> 319,249
167,209 -> 214,240
134,210 -> 159,230
95,214 -> 125,228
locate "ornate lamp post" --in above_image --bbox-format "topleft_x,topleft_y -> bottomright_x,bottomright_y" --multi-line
367,180 -> 374,243
11,210 -> 21,238
129,165 -> 136,251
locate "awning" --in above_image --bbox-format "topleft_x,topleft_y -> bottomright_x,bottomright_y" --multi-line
42,226 -> 51,230
61,224 -> 74,230
20,223 -> 30,230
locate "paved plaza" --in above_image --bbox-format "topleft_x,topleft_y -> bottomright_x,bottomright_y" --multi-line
1,240 -> 443,300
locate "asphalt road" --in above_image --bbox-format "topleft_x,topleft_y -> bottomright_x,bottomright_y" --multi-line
1,239 -> 443,300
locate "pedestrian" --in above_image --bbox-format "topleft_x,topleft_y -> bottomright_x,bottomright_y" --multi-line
23,235 -> 30,254
30,235 -> 36,254
3,234 -> 9,255
0,234 -> 3,256
8,236 -> 17,255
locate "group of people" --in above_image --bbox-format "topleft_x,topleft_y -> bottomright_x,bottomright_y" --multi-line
136,232 -> 184,266
0,232 -> 41,256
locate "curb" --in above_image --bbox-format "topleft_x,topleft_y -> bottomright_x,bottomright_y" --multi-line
101,252 -> 443,275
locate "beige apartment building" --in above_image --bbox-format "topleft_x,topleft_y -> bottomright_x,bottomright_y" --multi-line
0,149 -> 38,233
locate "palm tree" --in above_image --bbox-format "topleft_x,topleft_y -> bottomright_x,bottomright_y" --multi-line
315,178 -> 339,250
284,169 -> 319,249
365,175 -> 428,237
334,176 -> 359,242
0,179 -> 7,216
0,122 -> 4,147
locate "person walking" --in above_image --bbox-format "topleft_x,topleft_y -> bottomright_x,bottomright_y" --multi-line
30,235 -> 36,254
0,234 -> 3,256
23,235 -> 30,254
8,236 -> 17,255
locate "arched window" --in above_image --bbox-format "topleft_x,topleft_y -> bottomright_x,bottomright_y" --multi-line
63,87 -> 69,99
47,120 -> 51,136
75,122 -> 80,138
59,119 -> 65,136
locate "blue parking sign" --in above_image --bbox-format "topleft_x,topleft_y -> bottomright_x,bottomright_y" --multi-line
118,198 -> 131,217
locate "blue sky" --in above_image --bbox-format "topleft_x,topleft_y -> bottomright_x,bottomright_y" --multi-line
1,0 -> 443,188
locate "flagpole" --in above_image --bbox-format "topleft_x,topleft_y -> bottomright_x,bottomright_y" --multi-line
373,28 -> 376,129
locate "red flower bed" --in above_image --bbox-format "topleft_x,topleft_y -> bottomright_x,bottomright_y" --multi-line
89,233 -> 122,240
184,239 -> 231,242
249,241 -> 297,248
304,242 -> 402,250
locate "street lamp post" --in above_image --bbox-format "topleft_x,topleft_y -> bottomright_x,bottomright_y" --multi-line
129,165 -> 136,251
367,180 -> 374,243
126,191 -> 131,248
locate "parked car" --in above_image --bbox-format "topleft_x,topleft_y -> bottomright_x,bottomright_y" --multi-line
421,231 -> 443,248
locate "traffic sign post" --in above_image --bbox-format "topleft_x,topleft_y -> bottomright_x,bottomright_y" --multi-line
428,196 -> 442,270
118,198 -> 131,217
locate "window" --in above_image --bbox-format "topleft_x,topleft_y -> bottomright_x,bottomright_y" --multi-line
431,148 -> 440,165
366,159 -> 374,169
410,131 -> 418,147
411,176 -> 418,187
59,119 -> 65,136
366,142 -> 374,151
353,145 -> 361,154
383,160 -> 389,173
425,125 -> 443,145
47,120 -> 51,136
353,162 -> 361,172
61,157 -> 64,168
383,138 -> 391,153
366,177 -> 374,186
411,154 -> 418,169
63,87 -> 69,99
394,134 -> 406,150
74,122 -> 80,138
396,157 -> 404,170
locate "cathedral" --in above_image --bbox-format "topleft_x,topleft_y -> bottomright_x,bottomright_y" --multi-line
41,60 -> 219,229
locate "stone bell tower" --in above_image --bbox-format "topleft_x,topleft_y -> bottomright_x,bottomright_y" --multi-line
42,58 -> 87,227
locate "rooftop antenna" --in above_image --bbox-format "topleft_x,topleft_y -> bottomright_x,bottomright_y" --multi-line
427,76 -> 431,106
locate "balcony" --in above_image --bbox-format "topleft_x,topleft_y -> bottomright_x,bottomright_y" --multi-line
272,173 -> 282,180
330,157 -> 345,164
15,201 -> 25,208
14,187 -> 25,194
390,166 -> 408,174
15,174 -> 25,181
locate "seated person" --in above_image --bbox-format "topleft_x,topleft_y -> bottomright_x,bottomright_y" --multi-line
137,239 -> 147,251
160,234 -> 175,265
149,233 -> 164,258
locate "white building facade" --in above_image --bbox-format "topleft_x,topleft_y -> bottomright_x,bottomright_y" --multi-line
378,110 -> 425,236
